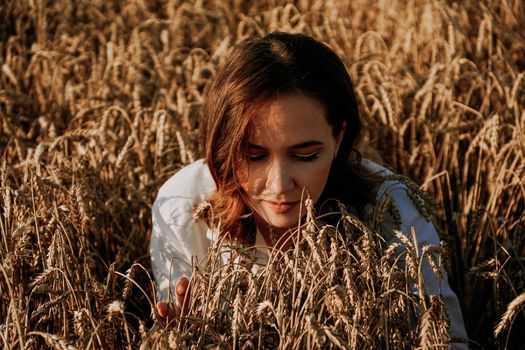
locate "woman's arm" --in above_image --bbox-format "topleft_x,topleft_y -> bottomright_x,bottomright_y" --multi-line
150,160 -> 217,302
380,183 -> 470,350
150,196 -> 208,302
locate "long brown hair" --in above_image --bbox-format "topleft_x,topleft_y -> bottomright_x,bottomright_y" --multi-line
200,32 -> 381,242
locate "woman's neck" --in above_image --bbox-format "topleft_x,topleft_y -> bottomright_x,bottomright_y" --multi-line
253,214 -> 294,250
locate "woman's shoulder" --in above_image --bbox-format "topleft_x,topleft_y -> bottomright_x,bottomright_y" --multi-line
156,159 -> 216,202
153,159 -> 216,219
360,158 -> 392,176
361,158 -> 411,196
361,158 -> 433,228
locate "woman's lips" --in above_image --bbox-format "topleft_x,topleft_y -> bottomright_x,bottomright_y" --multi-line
264,200 -> 300,213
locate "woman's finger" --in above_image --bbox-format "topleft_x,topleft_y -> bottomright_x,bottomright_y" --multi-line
156,301 -> 169,318
175,277 -> 190,308
156,277 -> 190,324
156,301 -> 178,322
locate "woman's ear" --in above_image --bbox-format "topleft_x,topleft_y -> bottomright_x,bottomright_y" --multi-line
334,121 -> 347,156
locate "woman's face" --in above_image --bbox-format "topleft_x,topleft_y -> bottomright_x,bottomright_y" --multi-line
241,93 -> 344,229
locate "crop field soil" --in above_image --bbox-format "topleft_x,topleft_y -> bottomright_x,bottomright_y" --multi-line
1,0 -> 524,349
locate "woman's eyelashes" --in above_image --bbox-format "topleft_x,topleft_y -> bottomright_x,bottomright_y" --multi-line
248,153 -> 267,162
248,151 -> 320,162
292,152 -> 319,161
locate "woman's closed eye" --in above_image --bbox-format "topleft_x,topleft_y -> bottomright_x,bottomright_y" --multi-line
292,151 -> 319,162
249,153 -> 267,162
248,151 -> 320,162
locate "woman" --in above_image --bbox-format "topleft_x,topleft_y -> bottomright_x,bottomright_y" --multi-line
150,32 -> 468,347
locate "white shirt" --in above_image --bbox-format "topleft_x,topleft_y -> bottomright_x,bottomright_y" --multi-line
150,159 -> 469,348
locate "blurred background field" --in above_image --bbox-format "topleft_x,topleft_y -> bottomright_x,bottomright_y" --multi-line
1,0 -> 524,349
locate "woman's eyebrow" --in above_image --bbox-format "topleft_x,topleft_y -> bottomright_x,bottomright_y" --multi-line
248,141 -> 324,150
248,144 -> 267,150
289,141 -> 324,149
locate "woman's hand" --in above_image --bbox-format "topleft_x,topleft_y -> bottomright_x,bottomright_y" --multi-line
156,277 -> 190,322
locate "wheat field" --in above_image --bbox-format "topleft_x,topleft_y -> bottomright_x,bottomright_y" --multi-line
1,0 -> 524,349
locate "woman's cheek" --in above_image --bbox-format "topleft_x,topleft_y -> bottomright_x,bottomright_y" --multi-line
242,173 -> 265,197
315,159 -> 334,197
298,161 -> 331,201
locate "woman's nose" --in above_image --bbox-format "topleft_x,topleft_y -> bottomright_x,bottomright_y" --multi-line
266,159 -> 295,194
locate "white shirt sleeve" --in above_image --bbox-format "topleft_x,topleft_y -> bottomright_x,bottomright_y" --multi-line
378,179 -> 469,349
150,159 -> 217,301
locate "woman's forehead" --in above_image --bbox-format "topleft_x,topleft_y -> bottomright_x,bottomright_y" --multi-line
247,94 -> 335,146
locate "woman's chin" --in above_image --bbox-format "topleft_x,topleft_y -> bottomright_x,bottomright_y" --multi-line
252,204 -> 307,230
264,213 -> 302,230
